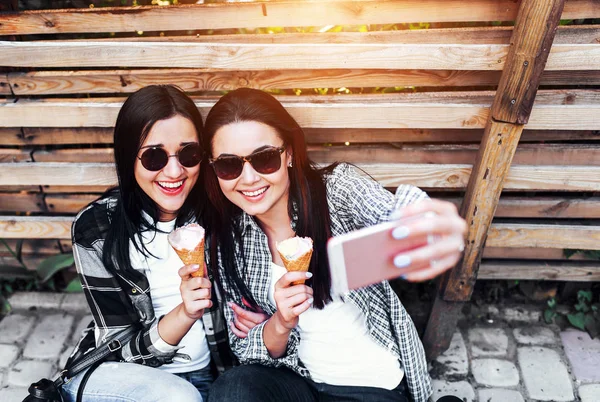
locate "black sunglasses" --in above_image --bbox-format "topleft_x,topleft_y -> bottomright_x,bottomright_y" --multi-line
137,143 -> 203,172
209,146 -> 286,180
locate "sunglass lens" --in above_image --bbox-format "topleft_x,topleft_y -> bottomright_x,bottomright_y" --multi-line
213,157 -> 243,180
140,147 -> 168,171
251,149 -> 282,174
179,144 -> 202,168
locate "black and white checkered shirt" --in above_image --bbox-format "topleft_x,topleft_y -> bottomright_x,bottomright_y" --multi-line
219,164 -> 433,402
71,197 -> 235,374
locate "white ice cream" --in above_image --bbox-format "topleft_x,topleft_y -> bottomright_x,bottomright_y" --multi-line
168,224 -> 205,250
277,236 -> 313,260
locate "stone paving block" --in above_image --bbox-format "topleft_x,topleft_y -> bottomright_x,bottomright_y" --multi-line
8,292 -> 64,310
435,331 -> 468,376
0,387 -> 28,402
431,380 -> 475,402
514,326 -> 557,345
478,388 -> 525,402
579,384 -> 600,402
60,293 -> 89,312
502,306 -> 541,322
0,314 -> 35,344
70,315 -> 93,344
560,329 -> 600,382
518,346 -> 574,401
8,360 -> 53,387
0,344 -> 21,368
472,358 -> 519,387
23,313 -> 74,360
469,328 -> 508,357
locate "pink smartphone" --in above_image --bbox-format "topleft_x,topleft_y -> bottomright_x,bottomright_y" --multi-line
327,214 -> 434,294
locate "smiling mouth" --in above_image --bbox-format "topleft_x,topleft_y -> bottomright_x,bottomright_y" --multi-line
157,180 -> 184,190
241,187 -> 268,197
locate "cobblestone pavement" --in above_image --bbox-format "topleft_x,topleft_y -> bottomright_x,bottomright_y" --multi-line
1,292 -> 599,402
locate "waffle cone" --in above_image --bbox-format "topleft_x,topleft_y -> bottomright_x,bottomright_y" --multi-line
278,248 -> 312,285
173,238 -> 205,278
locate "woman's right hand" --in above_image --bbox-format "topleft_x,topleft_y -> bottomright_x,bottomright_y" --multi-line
272,271 -> 313,331
178,264 -> 212,320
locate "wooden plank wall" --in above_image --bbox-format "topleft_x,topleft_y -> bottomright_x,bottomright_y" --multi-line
1,0 -> 599,284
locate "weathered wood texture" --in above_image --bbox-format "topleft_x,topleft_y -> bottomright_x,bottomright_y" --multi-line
0,193 -> 46,213
478,260 -> 600,281
2,162 -> 600,192
1,0 -> 597,36
0,217 -> 72,240
492,0 -> 567,124
442,0 -> 567,303
2,92 -> 600,129
1,41 -> 598,71
3,128 -> 599,146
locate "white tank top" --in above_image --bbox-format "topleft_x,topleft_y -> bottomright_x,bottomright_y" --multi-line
268,263 -> 404,389
130,219 -> 211,373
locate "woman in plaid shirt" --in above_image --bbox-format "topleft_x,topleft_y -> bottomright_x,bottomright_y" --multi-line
63,86 -> 264,402
203,89 -> 467,402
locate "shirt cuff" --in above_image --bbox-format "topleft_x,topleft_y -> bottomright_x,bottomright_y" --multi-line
148,316 -> 182,354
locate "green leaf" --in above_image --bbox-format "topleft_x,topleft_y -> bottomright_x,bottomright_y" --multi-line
544,309 -> 556,324
36,254 -> 74,283
578,290 -> 593,303
567,312 -> 586,331
547,297 -> 557,309
64,278 -> 83,293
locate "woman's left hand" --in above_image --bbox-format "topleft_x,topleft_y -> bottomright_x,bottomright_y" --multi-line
228,299 -> 270,338
389,199 -> 468,282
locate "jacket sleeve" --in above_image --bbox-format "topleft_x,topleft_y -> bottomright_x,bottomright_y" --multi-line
327,163 -> 428,229
71,204 -> 180,367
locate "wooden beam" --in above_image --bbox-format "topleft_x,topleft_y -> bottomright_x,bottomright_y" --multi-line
44,194 -> 97,214
482,247 -> 586,260
0,0 -> 596,36
0,72 -> 10,95
424,0 -> 567,359
0,217 -> 72,240
0,149 -> 32,163
0,193 -> 46,213
2,93 -> 600,129
4,127 -> 599,146
1,41 -> 597,70
1,239 -> 62,256
486,223 -> 600,250
2,162 -> 600,191
478,260 -> 600,281
7,68 -> 600,96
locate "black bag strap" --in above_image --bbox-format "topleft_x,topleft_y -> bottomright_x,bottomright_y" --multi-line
59,324 -> 140,383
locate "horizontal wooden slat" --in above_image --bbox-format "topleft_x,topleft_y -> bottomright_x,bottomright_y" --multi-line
0,73 -> 10,95
3,162 -> 600,191
1,239 -> 62,256
41,185 -> 110,194
8,69 -> 600,96
482,247 -> 587,260
45,194 -> 97,214
0,149 -> 32,163
5,128 -> 600,146
0,217 -> 72,239
478,260 -> 600,281
32,143 -> 600,166
0,193 -> 45,213
487,224 -> 600,250
1,41 -> 597,71
2,92 -> 600,129
0,0 -> 596,36
442,196 -> 600,219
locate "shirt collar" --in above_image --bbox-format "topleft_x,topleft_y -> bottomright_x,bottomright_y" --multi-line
237,200 -> 299,236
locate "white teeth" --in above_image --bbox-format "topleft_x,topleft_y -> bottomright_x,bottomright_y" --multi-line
158,180 -> 183,189
242,187 -> 267,197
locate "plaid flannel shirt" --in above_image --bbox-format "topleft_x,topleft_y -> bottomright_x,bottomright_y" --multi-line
71,197 -> 235,374
218,163 -> 433,402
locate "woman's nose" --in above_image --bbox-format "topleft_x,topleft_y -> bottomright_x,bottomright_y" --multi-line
239,160 -> 260,184
162,155 -> 184,178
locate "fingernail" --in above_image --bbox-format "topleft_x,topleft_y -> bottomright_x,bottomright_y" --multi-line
192,264 -> 200,270
390,209 -> 403,220
393,255 -> 411,268
308,298 -> 314,304
305,272 -> 313,278
392,226 -> 410,240
227,302 -> 233,307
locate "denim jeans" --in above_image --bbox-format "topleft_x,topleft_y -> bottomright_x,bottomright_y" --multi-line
61,362 -> 212,402
208,364 -> 410,402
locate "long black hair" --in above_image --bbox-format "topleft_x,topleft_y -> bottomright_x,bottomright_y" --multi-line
203,88 -> 335,309
101,85 -> 205,279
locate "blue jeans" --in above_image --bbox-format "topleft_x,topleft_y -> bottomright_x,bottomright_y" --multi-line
61,362 -> 212,402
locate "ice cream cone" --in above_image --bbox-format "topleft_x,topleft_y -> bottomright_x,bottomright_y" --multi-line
276,237 -> 313,285
168,224 -> 205,278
